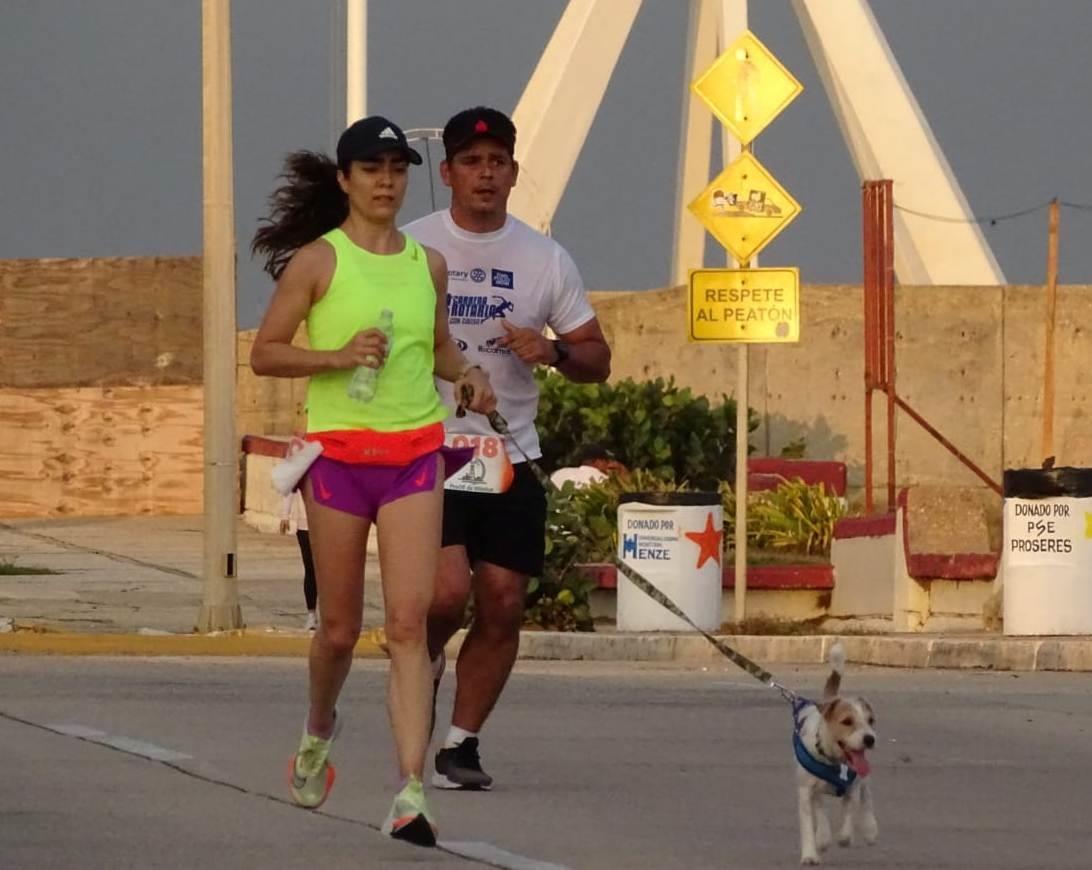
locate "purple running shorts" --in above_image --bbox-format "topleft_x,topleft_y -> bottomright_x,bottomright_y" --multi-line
306,446 -> 472,522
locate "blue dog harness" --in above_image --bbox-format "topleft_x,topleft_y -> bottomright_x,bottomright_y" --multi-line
792,697 -> 858,797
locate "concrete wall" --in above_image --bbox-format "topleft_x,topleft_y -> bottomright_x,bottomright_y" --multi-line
589,284 -> 1092,497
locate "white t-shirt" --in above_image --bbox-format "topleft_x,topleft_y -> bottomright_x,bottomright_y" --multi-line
403,210 -> 595,460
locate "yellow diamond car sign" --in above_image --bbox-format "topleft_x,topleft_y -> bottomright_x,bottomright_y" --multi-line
688,152 -> 801,264
692,30 -> 803,145
688,267 -> 799,343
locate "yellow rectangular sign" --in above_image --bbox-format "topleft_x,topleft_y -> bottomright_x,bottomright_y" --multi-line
688,268 -> 800,343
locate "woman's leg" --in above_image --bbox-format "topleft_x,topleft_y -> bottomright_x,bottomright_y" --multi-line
375,458 -> 444,779
302,478 -> 370,737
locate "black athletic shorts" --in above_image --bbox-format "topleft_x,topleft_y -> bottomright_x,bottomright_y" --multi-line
441,462 -> 547,577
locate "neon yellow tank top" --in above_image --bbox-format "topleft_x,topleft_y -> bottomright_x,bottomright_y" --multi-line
305,228 -> 446,433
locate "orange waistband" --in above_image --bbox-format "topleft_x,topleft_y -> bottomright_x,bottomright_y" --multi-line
306,422 -> 444,466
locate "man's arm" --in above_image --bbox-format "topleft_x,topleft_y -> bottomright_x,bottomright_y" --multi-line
552,317 -> 611,383
540,246 -> 609,382
498,316 -> 610,383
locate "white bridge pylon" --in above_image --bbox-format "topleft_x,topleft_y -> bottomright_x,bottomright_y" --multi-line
503,0 -> 1005,285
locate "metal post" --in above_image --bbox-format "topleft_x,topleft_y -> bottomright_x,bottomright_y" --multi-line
1042,198 -> 1060,462
734,321 -> 749,624
197,0 -> 242,632
346,0 -> 366,124
718,0 -> 749,624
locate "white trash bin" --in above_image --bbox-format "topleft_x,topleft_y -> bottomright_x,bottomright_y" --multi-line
616,491 -> 723,632
1002,467 -> 1092,636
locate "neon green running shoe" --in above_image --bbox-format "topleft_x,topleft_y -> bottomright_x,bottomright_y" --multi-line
381,775 -> 438,847
287,710 -> 342,809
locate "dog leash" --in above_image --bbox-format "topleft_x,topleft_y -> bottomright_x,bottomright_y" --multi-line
457,386 -> 800,705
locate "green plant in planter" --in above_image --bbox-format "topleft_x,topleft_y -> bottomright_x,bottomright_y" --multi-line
720,478 -> 844,558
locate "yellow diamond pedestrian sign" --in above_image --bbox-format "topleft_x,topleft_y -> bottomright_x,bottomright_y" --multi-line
692,30 -> 803,145
688,268 -> 799,343
688,152 -> 801,263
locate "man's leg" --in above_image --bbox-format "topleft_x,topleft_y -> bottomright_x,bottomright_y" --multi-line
427,544 -> 473,662
451,561 -> 528,733
432,561 -> 527,790
432,463 -> 544,790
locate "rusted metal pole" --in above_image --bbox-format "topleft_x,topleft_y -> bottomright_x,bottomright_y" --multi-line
862,182 -> 876,513
882,180 -> 896,511
893,396 -> 1002,495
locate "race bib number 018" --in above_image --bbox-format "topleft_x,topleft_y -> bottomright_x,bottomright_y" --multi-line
444,434 -> 515,494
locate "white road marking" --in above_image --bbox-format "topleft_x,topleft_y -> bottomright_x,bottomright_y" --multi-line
42,721 -> 565,867
46,722 -> 193,762
442,840 -> 571,870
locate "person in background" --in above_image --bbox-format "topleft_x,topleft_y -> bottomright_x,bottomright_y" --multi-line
280,486 -> 317,631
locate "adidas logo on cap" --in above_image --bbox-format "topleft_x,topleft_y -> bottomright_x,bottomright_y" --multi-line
379,126 -> 398,140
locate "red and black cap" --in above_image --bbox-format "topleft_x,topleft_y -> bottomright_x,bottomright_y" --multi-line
336,116 -> 422,167
442,107 -> 516,160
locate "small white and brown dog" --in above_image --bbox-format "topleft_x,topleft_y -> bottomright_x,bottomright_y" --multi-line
794,643 -> 877,865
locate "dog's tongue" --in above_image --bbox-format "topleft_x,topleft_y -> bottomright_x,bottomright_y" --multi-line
846,750 -> 871,777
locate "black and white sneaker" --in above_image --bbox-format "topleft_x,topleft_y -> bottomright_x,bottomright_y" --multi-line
432,737 -> 493,791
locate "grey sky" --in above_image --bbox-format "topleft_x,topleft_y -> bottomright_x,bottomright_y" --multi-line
3,1 -> 1090,330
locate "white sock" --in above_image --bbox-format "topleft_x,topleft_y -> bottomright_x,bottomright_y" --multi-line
444,726 -> 477,749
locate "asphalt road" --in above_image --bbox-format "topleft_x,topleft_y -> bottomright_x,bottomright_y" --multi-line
2,656 -> 1090,869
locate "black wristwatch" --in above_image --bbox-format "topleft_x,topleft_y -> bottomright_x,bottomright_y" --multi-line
551,339 -> 571,367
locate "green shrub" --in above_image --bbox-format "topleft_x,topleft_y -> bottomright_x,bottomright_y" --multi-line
527,470 -> 685,631
535,371 -> 758,490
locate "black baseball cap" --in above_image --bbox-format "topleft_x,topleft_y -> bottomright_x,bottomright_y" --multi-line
336,116 -> 422,167
442,107 -> 516,159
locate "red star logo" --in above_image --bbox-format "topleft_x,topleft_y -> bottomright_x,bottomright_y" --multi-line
474,119 -> 489,133
684,512 -> 722,569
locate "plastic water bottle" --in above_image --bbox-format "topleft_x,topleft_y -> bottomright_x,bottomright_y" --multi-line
347,308 -> 394,403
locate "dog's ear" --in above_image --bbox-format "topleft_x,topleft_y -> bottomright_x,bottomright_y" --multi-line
820,698 -> 843,721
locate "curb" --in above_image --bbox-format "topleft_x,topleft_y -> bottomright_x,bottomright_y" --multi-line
0,629 -> 388,658
513,632 -> 1092,672
3,628 -> 1091,672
